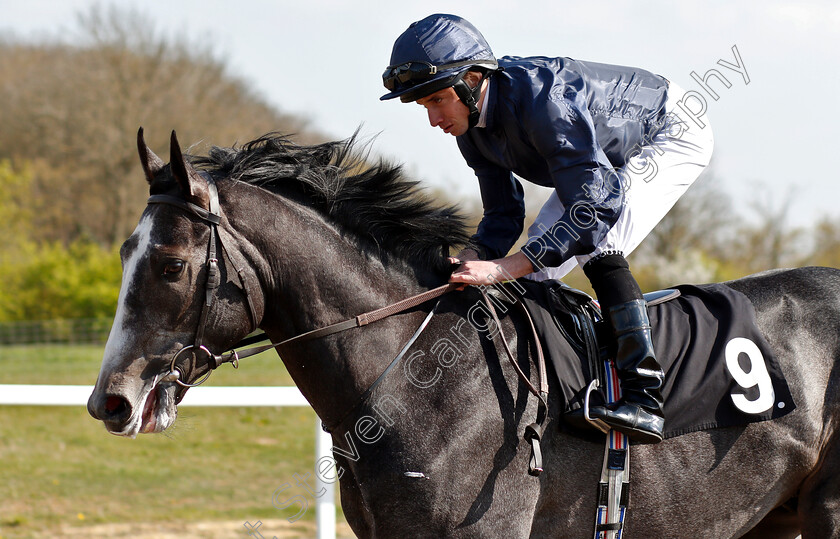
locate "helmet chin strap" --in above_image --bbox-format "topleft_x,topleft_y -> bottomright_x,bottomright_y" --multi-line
453,71 -> 491,130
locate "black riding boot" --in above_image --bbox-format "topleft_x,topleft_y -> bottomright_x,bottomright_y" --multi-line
587,299 -> 665,443
579,253 -> 665,444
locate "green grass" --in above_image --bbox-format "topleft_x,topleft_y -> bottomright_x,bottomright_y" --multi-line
0,345 -> 345,538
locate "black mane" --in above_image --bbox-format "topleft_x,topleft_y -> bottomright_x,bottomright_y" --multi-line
191,133 -> 469,273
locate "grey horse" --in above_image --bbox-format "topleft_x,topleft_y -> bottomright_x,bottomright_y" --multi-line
88,130 -> 840,538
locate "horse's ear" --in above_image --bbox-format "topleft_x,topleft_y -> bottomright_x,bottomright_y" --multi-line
137,127 -> 164,184
168,130 -> 206,202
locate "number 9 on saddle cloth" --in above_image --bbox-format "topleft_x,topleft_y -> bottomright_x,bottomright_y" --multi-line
516,280 -> 796,440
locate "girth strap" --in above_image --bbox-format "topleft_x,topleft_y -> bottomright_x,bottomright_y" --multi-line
593,361 -> 631,539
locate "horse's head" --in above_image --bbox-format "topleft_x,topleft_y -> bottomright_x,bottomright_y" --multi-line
87,129 -> 259,437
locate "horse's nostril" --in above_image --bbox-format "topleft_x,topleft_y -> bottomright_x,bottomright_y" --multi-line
104,395 -> 129,416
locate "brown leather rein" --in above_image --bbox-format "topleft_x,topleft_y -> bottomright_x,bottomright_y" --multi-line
198,281 -> 459,375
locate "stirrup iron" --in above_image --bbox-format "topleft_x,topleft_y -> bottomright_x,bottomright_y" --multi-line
583,379 -> 611,435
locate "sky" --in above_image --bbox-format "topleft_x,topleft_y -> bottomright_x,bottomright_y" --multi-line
2,0 -> 839,228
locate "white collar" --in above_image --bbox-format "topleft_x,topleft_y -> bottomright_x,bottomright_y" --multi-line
475,78 -> 490,129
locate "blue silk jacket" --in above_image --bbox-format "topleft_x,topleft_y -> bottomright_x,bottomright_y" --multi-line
456,55 -> 669,269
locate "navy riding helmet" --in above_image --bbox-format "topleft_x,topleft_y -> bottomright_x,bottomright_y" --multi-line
381,14 -> 499,129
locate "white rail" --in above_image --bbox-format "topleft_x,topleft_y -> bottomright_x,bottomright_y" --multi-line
0,384 -> 337,539
0,384 -> 309,407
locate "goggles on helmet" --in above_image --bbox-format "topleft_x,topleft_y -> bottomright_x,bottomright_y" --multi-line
382,62 -> 438,91
382,59 -> 498,92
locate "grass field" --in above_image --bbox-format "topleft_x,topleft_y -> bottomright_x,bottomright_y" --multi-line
0,344 -> 348,538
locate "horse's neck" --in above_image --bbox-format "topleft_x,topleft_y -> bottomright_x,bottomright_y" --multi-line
227,185 -> 436,424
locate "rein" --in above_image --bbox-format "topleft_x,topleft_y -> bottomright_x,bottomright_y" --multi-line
167,282 -> 457,386
225,283 -> 458,362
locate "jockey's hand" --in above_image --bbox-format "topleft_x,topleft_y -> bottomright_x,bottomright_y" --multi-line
448,252 -> 534,288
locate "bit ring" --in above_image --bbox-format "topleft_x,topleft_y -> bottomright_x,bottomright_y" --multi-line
167,345 -> 214,388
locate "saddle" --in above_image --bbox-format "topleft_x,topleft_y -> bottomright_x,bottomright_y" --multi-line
516,278 -> 796,439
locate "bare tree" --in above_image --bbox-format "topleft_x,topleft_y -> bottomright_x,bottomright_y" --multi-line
0,5 -> 319,246
730,185 -> 804,273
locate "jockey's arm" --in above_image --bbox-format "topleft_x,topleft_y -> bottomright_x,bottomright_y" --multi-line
448,251 -> 534,286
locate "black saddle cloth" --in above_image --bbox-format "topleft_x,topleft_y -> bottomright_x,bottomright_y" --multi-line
518,279 -> 796,439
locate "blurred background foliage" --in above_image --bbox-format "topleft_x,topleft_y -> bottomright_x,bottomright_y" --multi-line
0,5 -> 838,325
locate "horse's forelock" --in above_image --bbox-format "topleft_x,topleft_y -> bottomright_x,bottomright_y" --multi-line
147,166 -> 179,196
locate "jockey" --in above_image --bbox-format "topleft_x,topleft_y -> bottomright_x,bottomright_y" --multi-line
380,14 -> 713,443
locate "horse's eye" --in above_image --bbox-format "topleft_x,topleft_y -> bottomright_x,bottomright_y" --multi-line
163,260 -> 184,275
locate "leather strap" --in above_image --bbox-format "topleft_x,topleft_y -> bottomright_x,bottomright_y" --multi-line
194,180 -> 221,349
322,302 -> 441,433
479,289 -> 547,402
222,283 -> 458,363
479,288 -> 550,476
148,172 -> 457,386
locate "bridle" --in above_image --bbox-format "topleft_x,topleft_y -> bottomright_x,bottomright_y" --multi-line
147,174 -> 261,388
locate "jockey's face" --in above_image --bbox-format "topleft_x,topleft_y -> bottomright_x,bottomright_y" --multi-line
416,87 -> 470,137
